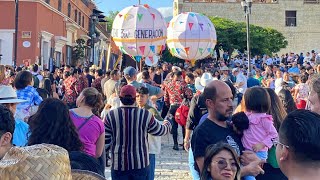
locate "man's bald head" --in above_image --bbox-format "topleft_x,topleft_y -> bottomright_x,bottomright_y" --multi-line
202,80 -> 231,102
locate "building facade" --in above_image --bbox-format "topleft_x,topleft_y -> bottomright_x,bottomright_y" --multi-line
0,0 -> 108,68
174,0 -> 320,54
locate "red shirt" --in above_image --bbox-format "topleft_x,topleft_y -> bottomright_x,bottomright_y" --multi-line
63,76 -> 81,104
92,76 -> 103,94
164,80 -> 193,105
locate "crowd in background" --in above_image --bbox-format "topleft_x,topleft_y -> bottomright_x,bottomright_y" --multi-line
0,49 -> 320,180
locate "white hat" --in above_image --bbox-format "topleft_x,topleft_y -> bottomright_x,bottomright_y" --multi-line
195,73 -> 217,92
232,68 -> 239,73
172,66 -> 182,72
0,86 -> 27,104
220,66 -> 229,71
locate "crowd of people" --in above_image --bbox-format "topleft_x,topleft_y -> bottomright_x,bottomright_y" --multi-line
0,49 -> 320,180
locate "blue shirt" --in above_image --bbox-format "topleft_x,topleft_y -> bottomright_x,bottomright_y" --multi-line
13,119 -> 29,146
288,67 -> 300,74
247,77 -> 261,88
129,81 -> 161,96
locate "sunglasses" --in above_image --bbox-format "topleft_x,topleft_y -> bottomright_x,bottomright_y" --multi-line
211,159 -> 238,171
272,140 -> 290,149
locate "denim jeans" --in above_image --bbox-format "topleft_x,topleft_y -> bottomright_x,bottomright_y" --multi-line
148,154 -> 156,180
188,148 -> 200,180
111,166 -> 150,180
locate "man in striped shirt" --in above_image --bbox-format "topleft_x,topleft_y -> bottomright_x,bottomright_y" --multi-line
105,85 -> 172,179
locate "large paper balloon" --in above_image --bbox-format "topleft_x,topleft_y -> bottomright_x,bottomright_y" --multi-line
167,12 -> 217,61
111,4 -> 167,62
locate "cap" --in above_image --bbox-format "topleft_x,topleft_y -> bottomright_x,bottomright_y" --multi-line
123,66 -> 137,77
120,85 -> 137,98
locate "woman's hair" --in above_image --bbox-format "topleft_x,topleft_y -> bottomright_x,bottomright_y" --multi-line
224,81 -> 237,100
0,65 -> 5,82
14,70 -> 33,90
201,142 -> 241,180
278,88 -> 297,114
141,71 -> 150,80
81,87 -> 104,116
265,88 -> 287,132
243,87 -> 271,113
40,78 -> 52,96
28,98 -> 83,151
299,74 -> 308,83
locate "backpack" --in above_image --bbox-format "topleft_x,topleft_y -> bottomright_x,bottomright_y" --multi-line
33,74 -> 40,88
175,103 -> 189,126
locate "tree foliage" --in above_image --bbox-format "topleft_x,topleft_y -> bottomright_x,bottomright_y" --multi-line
209,17 -> 288,56
106,11 -> 119,33
72,39 -> 87,66
161,47 -> 184,64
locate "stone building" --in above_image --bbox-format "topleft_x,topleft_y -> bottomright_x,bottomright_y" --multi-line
0,0 -> 109,69
173,0 -> 320,54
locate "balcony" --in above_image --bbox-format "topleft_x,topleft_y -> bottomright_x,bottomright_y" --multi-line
183,0 -> 278,3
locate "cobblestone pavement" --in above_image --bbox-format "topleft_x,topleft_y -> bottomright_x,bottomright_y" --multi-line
105,127 -> 193,180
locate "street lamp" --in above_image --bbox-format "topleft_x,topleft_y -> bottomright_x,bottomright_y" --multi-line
89,9 -> 106,65
241,0 -> 252,76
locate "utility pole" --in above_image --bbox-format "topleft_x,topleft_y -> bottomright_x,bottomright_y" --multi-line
14,0 -> 19,67
241,0 -> 252,76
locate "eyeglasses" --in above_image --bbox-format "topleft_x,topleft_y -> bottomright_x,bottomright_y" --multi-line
211,159 -> 238,172
273,140 -> 289,149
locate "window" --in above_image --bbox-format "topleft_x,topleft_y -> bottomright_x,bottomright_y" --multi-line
67,3 -> 71,17
58,0 -> 62,12
78,12 -> 81,25
285,11 -> 297,27
75,9 -> 78,22
45,0 -> 50,4
82,16 -> 85,27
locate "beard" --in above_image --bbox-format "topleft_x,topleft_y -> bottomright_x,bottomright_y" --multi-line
215,110 -> 232,122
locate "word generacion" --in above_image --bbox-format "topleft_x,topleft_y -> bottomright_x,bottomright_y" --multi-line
112,29 -> 164,39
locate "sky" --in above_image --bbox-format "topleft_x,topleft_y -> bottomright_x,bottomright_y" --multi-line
96,0 -> 173,18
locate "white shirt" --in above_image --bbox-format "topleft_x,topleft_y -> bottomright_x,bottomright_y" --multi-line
236,73 -> 247,94
275,78 -> 283,94
304,56 -> 311,63
31,71 -> 43,81
266,58 -> 273,65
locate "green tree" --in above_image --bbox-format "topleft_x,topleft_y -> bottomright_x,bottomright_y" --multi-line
72,39 -> 87,66
106,11 -> 119,33
161,47 -> 184,64
209,17 -> 288,56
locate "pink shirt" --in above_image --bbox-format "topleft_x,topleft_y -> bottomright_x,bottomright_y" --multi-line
242,112 -> 278,152
70,110 -> 104,157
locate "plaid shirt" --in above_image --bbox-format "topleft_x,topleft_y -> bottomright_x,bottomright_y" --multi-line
16,86 -> 43,110
62,76 -> 80,104
92,76 -> 103,94
164,80 -> 193,106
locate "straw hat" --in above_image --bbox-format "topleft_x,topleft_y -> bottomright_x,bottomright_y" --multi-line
0,144 -> 105,180
0,86 -> 27,104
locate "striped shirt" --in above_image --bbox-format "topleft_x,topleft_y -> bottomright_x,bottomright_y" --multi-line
105,105 -> 171,171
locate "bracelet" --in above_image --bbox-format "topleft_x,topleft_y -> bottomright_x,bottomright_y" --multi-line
184,139 -> 190,143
